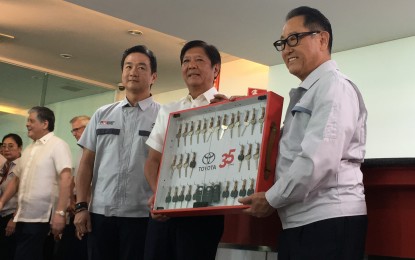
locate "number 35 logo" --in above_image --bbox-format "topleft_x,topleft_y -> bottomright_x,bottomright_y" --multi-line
219,149 -> 236,168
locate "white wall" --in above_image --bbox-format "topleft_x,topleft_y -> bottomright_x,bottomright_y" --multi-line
268,36 -> 415,159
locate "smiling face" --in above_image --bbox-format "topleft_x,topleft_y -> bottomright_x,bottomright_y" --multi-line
181,47 -> 220,97
280,16 -> 330,81
26,111 -> 49,140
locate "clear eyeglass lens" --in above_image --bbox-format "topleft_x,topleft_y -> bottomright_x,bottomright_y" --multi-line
2,145 -> 15,150
287,35 -> 298,46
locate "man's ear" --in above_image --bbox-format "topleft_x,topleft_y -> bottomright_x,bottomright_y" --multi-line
213,64 -> 221,80
319,31 -> 330,52
151,72 -> 158,84
43,120 -> 49,130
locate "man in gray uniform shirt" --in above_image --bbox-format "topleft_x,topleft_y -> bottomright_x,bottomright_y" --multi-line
238,6 -> 368,260
74,45 -> 160,260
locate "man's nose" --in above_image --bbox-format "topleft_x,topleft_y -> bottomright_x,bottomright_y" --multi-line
188,60 -> 197,68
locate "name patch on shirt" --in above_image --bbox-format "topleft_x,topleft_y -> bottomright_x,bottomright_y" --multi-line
139,130 -> 151,137
96,129 -> 120,135
99,120 -> 115,125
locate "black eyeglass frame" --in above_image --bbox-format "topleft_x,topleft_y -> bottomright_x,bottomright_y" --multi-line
70,125 -> 86,134
273,31 -> 321,52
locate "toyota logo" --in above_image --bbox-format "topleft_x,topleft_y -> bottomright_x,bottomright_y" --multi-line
202,152 -> 216,165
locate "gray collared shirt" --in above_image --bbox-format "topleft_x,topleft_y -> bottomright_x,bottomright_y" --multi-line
79,97 -> 160,217
266,60 -> 368,229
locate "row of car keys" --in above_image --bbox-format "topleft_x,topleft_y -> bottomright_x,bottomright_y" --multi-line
175,107 -> 265,147
169,142 -> 261,178
164,185 -> 194,209
238,143 -> 261,172
170,152 -> 197,178
221,179 -> 255,205
164,183 -> 220,209
163,179 -> 256,209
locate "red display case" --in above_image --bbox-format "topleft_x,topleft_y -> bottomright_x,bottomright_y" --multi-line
152,91 -> 284,216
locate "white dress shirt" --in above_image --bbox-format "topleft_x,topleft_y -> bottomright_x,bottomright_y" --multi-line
14,132 -> 72,222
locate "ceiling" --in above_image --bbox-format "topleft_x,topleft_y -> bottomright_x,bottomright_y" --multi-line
1,0 -> 415,108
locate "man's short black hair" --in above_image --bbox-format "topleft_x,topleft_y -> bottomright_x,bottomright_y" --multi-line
180,40 -> 221,68
286,6 -> 333,53
29,106 -> 55,132
121,45 -> 157,73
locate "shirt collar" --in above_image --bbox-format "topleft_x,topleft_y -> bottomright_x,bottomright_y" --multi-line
6,158 -> 19,169
35,132 -> 54,144
185,87 -> 218,103
11,158 -> 19,166
299,60 -> 338,90
119,98 -> 131,107
119,96 -> 154,111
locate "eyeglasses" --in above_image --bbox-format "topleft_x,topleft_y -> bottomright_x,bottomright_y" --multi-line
70,126 -> 86,134
273,31 -> 320,51
1,144 -> 17,150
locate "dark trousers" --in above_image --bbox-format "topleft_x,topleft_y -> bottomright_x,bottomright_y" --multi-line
278,215 -> 368,260
55,216 -> 88,260
14,222 -> 50,260
43,232 -> 57,260
88,213 -> 148,260
0,213 -> 16,260
144,215 -> 224,260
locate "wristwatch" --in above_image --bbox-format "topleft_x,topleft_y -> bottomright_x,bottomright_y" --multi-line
55,210 -> 66,217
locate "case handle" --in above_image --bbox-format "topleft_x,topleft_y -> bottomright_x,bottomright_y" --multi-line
264,122 -> 278,180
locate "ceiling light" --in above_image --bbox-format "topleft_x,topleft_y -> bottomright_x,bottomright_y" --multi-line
0,33 -> 15,39
128,30 -> 143,36
0,105 -> 27,116
60,53 -> 72,59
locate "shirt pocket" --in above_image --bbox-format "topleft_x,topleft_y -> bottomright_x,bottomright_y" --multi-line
96,128 -> 121,135
137,130 -> 150,155
289,104 -> 313,138
138,130 -> 151,137
96,128 -> 121,148
291,104 -> 312,116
